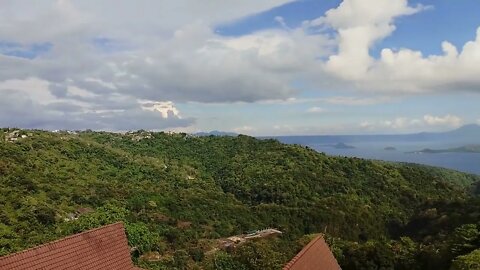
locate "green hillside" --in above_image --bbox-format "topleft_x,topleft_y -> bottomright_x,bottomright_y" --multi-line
0,129 -> 479,269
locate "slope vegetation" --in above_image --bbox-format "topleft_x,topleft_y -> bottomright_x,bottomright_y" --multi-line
0,129 -> 479,269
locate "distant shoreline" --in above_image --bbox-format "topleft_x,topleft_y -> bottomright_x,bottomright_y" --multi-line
409,145 -> 480,154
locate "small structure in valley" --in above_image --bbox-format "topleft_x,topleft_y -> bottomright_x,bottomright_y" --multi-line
244,228 -> 283,239
63,207 -> 94,222
219,228 -> 283,250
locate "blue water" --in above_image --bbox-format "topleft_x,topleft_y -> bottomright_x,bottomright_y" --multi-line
276,138 -> 480,175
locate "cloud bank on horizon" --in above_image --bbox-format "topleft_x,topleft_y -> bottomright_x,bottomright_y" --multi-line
1,0 -> 479,135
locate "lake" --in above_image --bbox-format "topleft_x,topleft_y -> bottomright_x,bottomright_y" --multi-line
275,137 -> 480,175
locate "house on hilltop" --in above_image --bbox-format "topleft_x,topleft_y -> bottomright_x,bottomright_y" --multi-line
0,222 -> 142,270
4,130 -> 30,143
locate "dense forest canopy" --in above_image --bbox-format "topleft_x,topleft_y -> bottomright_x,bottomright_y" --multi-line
0,128 -> 479,269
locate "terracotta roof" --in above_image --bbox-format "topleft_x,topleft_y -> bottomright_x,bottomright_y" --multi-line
283,235 -> 341,270
0,222 -> 137,270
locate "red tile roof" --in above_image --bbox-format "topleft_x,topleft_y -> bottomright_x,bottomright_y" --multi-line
283,235 -> 341,270
0,222 -> 137,270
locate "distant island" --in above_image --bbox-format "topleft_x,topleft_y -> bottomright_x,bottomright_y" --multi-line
411,144 -> 480,154
384,146 -> 397,151
332,142 -> 355,149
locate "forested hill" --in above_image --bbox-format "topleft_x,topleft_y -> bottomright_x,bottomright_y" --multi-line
1,129 -> 479,269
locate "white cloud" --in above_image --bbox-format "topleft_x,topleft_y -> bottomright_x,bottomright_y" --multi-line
0,0 -> 479,132
258,95 -> 392,106
423,114 -> 463,127
312,0 -> 480,95
358,31 -> 480,94
307,107 -> 326,113
0,0 -> 294,43
361,117 -> 421,131
2,0 -> 480,103
360,114 -> 464,132
112,24 -> 330,103
0,77 -> 193,130
382,117 -> 411,129
268,123 -> 355,136
320,0 -> 425,80
0,0 -> 325,130
4,0 -> 478,102
140,101 -> 180,119
360,121 -> 373,129
233,126 -> 255,134
324,96 -> 391,106
0,2 -> 332,105
0,78 -> 55,105
67,86 -> 98,98
272,124 -> 296,135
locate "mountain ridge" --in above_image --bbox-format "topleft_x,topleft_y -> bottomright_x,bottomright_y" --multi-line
272,124 -> 480,144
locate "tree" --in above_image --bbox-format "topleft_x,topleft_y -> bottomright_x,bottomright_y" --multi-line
450,249 -> 480,270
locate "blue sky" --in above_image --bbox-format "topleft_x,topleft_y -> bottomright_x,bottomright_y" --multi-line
199,0 -> 480,134
217,0 -> 480,56
0,0 -> 480,135
0,42 -> 52,59
216,0 -> 342,36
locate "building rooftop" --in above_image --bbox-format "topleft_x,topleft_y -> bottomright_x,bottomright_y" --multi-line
0,222 -> 138,270
283,235 -> 341,270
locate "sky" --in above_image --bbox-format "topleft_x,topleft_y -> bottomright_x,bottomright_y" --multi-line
1,0 -> 480,136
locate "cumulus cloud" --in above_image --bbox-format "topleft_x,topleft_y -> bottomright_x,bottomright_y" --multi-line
0,77 -> 193,130
360,117 -> 420,131
1,0 -> 479,131
0,0 -> 294,43
382,117 -> 412,130
0,0 -> 311,130
312,0 -> 480,94
0,0 -> 331,104
140,101 -> 180,119
423,114 -> 463,127
319,0 -> 425,80
110,24 -> 331,103
368,33 -> 480,93
360,114 -> 464,132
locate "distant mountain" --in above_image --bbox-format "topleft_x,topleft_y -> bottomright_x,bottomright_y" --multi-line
442,124 -> 480,141
194,130 -> 238,137
272,124 -> 480,145
446,124 -> 480,135
409,124 -> 480,143
411,144 -> 480,154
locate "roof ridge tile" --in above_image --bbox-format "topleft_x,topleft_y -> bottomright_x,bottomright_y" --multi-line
283,234 -> 341,270
0,222 -> 136,270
